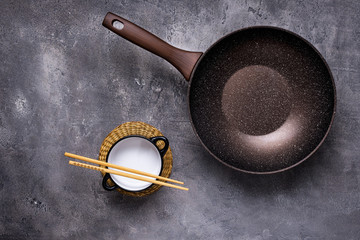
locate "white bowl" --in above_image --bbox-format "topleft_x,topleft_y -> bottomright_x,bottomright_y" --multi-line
106,136 -> 163,191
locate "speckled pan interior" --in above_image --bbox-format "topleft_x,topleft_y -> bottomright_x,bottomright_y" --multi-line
189,27 -> 336,173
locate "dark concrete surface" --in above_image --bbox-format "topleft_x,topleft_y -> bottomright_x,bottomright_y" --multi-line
1,0 -> 359,239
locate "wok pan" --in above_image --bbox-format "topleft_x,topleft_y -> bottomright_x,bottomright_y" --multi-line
103,12 -> 336,174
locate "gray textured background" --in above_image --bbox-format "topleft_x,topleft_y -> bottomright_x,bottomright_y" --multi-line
1,0 -> 359,239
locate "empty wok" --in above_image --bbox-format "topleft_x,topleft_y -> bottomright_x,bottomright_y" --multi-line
103,12 -> 336,174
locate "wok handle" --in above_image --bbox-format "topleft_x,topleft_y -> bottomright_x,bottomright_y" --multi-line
102,12 -> 202,81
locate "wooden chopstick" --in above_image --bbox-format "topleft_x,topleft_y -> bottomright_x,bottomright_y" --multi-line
68,160 -> 189,191
64,152 -> 184,185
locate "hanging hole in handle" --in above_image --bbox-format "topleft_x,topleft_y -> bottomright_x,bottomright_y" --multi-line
112,20 -> 124,30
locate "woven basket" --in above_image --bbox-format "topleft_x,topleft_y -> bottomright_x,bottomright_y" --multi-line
98,121 -> 172,197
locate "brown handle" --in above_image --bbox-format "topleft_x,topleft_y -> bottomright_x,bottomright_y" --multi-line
102,12 -> 202,81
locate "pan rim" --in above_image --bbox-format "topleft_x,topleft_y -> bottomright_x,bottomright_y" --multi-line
186,25 -> 337,174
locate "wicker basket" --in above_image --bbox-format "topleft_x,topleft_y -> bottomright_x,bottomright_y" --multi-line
98,121 -> 172,197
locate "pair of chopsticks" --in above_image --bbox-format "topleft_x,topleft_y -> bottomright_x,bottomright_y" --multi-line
64,152 -> 188,191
